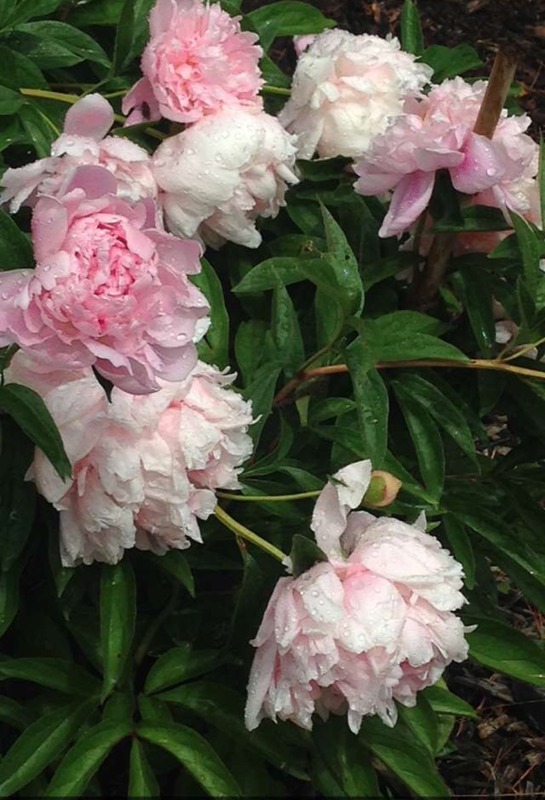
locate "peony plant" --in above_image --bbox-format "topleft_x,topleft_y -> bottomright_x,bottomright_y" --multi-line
0,0 -> 543,797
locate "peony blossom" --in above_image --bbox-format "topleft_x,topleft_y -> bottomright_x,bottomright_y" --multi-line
153,106 -> 299,248
245,460 -> 472,733
279,29 -> 432,160
8,353 -> 254,566
122,0 -> 263,125
1,94 -> 157,212
0,165 -> 209,394
354,77 -> 539,238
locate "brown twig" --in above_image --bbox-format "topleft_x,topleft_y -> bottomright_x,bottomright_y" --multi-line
273,358 -> 545,406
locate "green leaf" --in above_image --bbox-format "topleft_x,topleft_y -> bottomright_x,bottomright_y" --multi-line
0,208 -> 33,268
19,102 -> 56,157
113,0 -> 155,72
229,550 -> 268,656
433,204 -> 510,232
145,645 -> 223,695
0,658 -> 100,696
467,618 -> 545,687
0,558 -> 22,637
320,203 -> 364,316
137,722 -> 241,797
0,419 -> 35,571
191,259 -> 229,368
312,717 -> 381,797
345,339 -> 389,466
15,21 -> 110,68
100,561 -> 136,700
246,1 -> 334,51
454,269 -> 496,356
395,373 -> 477,463
397,695 -> 438,756
0,696 -> 34,731
422,43 -> 482,82
147,551 -> 195,597
424,684 -> 478,719
233,255 -> 343,298
129,739 -> 160,798
290,533 -> 328,577
0,0 -> 65,27
0,382 -> 71,480
443,515 -> 476,590
394,383 -> 445,501
243,364 -> 281,448
45,719 -> 131,797
539,137 -> 545,230
158,681 -> 309,780
511,212 -> 542,295
235,320 -> 268,386
68,0 -> 124,27
271,278 -> 305,374
400,0 -> 424,56
0,85 -> 23,114
360,717 -> 451,797
0,700 -> 95,797
0,46 -> 45,88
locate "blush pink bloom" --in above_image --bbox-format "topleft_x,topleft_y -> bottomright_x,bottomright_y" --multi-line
8,353 -> 254,566
279,29 -> 432,160
0,166 -> 209,394
245,461 -> 471,733
354,77 -> 539,238
122,0 -> 263,125
153,106 -> 299,248
2,94 -> 157,212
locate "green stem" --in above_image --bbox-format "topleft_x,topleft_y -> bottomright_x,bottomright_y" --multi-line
217,489 -> 321,502
19,87 -> 167,141
214,505 -> 288,563
134,585 -> 180,666
261,84 -> 291,97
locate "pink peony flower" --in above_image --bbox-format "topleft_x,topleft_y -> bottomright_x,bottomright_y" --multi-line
279,29 -> 432,160
245,461 -> 471,733
8,353 -> 254,566
1,94 -> 157,212
0,166 -> 209,394
354,77 -> 539,238
153,106 -> 299,248
122,0 -> 263,125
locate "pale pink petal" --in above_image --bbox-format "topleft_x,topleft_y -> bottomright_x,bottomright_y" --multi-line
63,94 -> 114,140
379,170 -> 435,238
451,133 -> 507,194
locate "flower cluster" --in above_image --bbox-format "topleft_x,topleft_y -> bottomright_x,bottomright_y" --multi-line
245,462 -> 471,733
9,352 -> 253,566
353,77 -> 539,238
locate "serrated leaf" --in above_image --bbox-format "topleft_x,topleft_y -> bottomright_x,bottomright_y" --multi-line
0,700 -> 95,796
145,645 -> 223,695
0,382 -> 71,480
0,658 -> 100,696
45,718 -> 131,797
137,722 -> 241,797
100,561 -> 136,700
129,739 -> 160,797
246,1 -> 334,51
